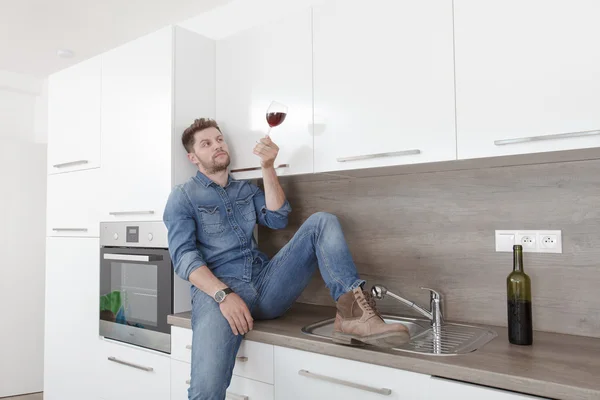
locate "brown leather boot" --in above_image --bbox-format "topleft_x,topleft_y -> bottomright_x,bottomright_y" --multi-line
332,287 -> 410,348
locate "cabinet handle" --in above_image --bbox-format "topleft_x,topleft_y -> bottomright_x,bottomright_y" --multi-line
186,379 -> 191,385
231,163 -> 290,173
337,149 -> 421,163
186,345 -> 192,350
298,369 -> 391,396
494,129 -> 600,146
108,210 -> 155,216
52,228 -> 88,232
52,160 -> 89,168
226,392 -> 249,400
103,253 -> 163,262
107,356 -> 153,372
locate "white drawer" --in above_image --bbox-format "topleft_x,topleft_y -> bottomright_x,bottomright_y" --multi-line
274,346 -> 432,400
171,326 -> 193,363
98,339 -> 170,400
171,359 -> 274,400
171,326 -> 274,384
233,340 -> 274,384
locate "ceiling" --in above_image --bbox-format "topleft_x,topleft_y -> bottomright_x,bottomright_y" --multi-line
0,0 -> 232,77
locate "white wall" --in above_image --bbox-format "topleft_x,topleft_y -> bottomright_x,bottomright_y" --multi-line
0,70 -> 47,397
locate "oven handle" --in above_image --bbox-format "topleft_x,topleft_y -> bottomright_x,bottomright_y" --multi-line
103,253 -> 163,262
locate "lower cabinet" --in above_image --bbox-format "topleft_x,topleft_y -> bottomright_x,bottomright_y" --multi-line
171,359 -> 275,400
429,376 -> 546,400
274,346 -> 430,400
97,339 -> 171,400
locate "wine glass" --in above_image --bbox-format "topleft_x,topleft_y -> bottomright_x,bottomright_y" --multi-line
265,101 -> 288,136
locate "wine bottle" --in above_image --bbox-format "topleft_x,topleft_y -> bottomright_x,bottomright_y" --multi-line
507,244 -> 533,345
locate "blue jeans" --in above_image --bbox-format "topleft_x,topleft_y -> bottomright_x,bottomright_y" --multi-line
188,212 -> 364,399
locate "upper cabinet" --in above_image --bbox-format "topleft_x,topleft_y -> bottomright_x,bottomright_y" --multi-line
313,0 -> 457,173
47,56 -> 101,174
454,0 -> 600,160
100,26 -> 215,221
215,8 -> 314,180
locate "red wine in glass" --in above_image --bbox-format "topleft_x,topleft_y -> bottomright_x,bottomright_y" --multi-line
266,112 -> 286,127
265,101 -> 288,136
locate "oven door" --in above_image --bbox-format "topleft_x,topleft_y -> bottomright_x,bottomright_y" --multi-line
99,246 -> 172,353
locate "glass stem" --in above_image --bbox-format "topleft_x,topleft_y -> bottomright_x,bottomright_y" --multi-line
266,126 -> 272,137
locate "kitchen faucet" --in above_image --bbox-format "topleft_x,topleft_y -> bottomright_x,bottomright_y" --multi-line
371,285 -> 444,333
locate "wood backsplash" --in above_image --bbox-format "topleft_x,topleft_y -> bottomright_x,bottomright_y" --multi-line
258,159 -> 600,338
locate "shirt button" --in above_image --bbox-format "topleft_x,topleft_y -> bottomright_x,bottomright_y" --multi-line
227,208 -> 231,213
234,227 -> 239,230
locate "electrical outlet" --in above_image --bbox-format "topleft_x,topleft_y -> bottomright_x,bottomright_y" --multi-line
537,230 -> 562,253
495,229 -> 562,253
516,231 -> 538,252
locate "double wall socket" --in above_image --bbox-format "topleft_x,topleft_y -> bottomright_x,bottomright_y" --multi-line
495,230 -> 562,253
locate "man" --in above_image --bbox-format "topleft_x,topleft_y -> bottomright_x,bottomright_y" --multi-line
163,118 -> 409,400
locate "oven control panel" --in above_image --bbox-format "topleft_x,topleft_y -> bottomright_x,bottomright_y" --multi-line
100,221 -> 168,248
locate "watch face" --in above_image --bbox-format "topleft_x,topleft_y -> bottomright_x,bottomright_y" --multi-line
215,290 -> 225,303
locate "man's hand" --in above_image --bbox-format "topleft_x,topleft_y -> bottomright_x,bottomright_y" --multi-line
219,293 -> 254,335
253,135 -> 279,168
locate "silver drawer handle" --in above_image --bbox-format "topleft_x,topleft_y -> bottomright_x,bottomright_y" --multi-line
337,149 -> 421,163
186,344 -> 192,350
231,163 -> 290,173
107,356 -> 153,372
52,228 -> 88,232
186,379 -> 191,384
226,393 -> 249,400
494,129 -> 600,146
52,160 -> 89,168
109,210 -> 155,216
298,369 -> 391,396
103,253 -> 163,262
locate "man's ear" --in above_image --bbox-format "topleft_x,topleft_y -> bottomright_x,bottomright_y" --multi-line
187,153 -> 197,164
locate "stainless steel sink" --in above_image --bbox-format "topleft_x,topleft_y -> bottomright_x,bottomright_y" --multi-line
301,314 -> 497,356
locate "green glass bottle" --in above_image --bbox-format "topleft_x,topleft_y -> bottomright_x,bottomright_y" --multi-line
507,244 -> 533,345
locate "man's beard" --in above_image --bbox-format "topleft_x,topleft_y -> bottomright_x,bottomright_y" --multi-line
198,151 -> 230,174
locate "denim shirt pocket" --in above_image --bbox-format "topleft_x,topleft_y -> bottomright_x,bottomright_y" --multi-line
235,193 -> 257,223
197,205 -> 225,235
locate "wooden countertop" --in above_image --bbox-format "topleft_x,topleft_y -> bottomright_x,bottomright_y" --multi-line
168,303 -> 600,400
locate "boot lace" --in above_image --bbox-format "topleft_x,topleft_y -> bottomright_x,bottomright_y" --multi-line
357,290 -> 383,319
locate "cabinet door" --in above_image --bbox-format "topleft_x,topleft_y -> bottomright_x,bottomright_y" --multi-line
429,377 -> 547,399
313,0 -> 456,173
47,56 -> 101,174
171,359 -> 274,400
98,340 -> 170,400
100,27 -> 173,221
216,8 -> 313,180
47,168 -> 101,237
455,0 -> 600,159
274,346 -> 431,400
44,237 -> 101,400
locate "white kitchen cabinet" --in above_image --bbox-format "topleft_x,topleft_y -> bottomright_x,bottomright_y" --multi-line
313,0 -> 456,173
44,237 -> 101,400
100,26 -> 215,221
454,0 -> 600,160
216,8 -> 314,180
47,55 -> 101,174
429,377 -> 547,399
274,346 -> 431,400
98,339 -> 170,400
171,359 -> 274,400
46,168 -> 101,237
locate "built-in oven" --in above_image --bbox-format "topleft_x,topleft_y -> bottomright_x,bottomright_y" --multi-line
99,221 -> 190,354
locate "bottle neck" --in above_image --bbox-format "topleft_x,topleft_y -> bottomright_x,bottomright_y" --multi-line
513,248 -> 524,272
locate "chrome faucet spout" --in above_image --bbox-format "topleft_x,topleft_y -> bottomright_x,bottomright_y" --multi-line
371,284 -> 444,331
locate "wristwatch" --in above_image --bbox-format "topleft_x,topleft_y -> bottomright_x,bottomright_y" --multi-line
214,287 -> 234,303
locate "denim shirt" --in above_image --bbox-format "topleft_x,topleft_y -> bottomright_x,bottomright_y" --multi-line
163,171 -> 292,283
